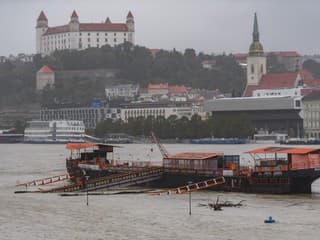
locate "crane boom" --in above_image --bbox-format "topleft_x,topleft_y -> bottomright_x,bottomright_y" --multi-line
150,132 -> 169,158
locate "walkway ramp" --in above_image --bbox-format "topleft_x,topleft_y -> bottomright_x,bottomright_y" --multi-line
40,167 -> 163,193
150,176 -> 225,195
16,173 -> 70,187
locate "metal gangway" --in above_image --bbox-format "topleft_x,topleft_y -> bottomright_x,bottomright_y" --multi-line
39,167 -> 163,193
16,173 -> 70,188
150,176 -> 225,195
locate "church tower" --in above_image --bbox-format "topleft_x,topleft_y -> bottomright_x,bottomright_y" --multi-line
246,13 -> 266,86
36,11 -> 48,54
126,11 -> 135,44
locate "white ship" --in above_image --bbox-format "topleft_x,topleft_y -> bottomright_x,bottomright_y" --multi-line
24,120 -> 85,143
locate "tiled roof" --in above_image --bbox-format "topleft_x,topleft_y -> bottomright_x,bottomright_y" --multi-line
243,85 -> 259,97
105,17 -> 111,24
259,73 -> 298,89
269,51 -> 300,58
45,25 -> 69,35
165,152 -> 223,160
44,22 -> 128,35
38,65 -> 53,74
71,10 -> 78,18
168,85 -> 188,94
79,23 -> 128,32
127,11 -> 134,18
148,83 -> 168,89
37,11 -> 47,21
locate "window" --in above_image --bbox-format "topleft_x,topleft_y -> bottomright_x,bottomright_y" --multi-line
114,33 -> 117,36
114,38 -> 117,42
88,33 -> 90,36
124,33 -> 126,36
124,38 -> 127,42
97,33 -> 99,36
295,100 -> 301,108
97,38 -> 99,42
88,44 -> 91,48
105,33 -> 108,36
88,38 -> 90,42
79,33 -> 82,36
105,38 -> 108,42
251,64 -> 254,74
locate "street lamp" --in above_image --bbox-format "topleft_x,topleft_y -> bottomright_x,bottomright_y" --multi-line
188,181 -> 193,215
85,175 -> 90,206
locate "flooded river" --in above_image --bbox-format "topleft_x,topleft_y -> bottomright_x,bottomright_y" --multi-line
1,143 -> 320,240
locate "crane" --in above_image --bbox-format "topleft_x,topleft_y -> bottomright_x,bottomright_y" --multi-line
150,132 -> 169,158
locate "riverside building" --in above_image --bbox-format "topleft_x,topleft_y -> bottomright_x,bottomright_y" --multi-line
36,10 -> 135,55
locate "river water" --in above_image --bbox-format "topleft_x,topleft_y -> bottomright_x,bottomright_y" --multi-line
1,143 -> 320,240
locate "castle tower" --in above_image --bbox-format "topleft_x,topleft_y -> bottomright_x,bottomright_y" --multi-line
69,10 -> 80,49
126,11 -> 135,44
246,13 -> 266,86
36,11 -> 48,54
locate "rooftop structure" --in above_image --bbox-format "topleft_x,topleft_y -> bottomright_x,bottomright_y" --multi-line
36,65 -> 55,90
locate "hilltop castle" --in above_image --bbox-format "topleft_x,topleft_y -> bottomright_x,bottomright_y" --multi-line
36,10 -> 135,55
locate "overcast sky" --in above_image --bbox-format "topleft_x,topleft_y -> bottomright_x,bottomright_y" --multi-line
1,0 -> 320,56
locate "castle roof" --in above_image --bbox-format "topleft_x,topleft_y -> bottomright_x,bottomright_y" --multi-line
44,22 -> 128,35
71,10 -> 78,18
127,11 -> 134,18
37,11 -> 47,21
105,17 -> 111,24
38,65 -> 53,74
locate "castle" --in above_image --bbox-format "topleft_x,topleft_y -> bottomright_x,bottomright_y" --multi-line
36,10 -> 135,55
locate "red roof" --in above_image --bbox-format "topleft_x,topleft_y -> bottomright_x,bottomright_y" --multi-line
71,10 -> 78,18
38,65 -> 53,74
45,25 -> 69,35
243,72 -> 298,97
149,48 -> 160,58
127,11 -> 134,18
165,152 -> 223,160
168,85 -> 188,94
148,83 -> 168,89
45,22 -> 128,35
80,23 -> 128,32
247,146 -> 319,155
269,51 -> 300,58
37,11 -> 47,21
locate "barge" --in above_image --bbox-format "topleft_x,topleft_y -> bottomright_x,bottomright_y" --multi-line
15,137 -> 320,194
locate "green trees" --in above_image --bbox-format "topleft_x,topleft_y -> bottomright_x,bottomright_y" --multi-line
95,114 -> 254,139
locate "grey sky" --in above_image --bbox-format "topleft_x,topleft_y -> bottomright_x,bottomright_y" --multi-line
1,0 -> 320,56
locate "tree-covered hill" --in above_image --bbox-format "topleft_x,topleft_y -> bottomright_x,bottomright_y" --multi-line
0,42 -> 246,108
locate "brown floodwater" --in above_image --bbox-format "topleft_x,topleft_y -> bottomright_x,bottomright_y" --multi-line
1,143 -> 320,240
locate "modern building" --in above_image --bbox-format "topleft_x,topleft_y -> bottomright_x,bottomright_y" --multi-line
105,84 -> 139,100
40,106 -> 121,129
204,96 -> 303,136
120,102 -> 198,122
302,91 -> 320,138
36,10 -> 134,55
36,65 -> 55,90
24,120 -> 85,143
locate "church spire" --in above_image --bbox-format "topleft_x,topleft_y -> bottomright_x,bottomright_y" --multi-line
249,12 -> 264,56
253,12 -> 259,42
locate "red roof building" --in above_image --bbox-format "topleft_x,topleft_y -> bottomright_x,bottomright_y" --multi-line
243,70 -> 320,97
168,85 -> 188,94
38,65 -> 54,74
